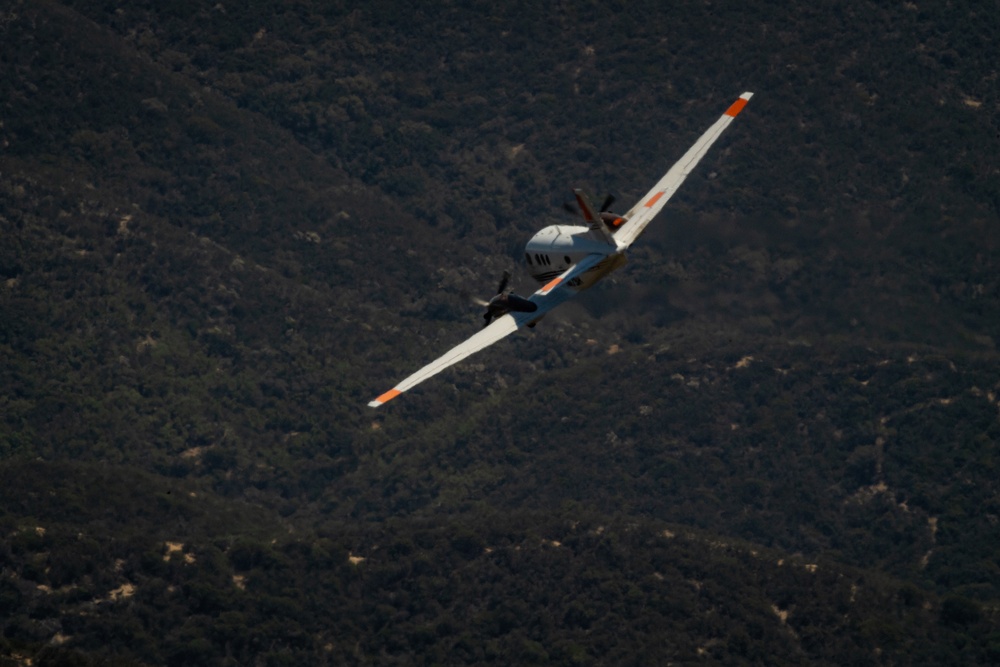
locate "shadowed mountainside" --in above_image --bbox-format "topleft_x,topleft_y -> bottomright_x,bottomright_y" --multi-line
2,1 -> 999,664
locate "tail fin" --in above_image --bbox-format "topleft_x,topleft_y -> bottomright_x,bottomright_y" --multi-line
573,189 -> 617,246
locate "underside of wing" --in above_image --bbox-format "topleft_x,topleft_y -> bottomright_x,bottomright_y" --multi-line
614,92 -> 753,249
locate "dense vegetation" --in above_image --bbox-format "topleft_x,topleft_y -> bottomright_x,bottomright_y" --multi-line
2,0 -> 998,664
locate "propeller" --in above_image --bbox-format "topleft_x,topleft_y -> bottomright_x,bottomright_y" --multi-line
468,270 -> 510,309
495,270 -> 511,296
480,270 -> 511,328
479,269 -> 538,328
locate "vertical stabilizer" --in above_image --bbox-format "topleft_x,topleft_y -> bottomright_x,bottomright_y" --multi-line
572,189 -> 617,246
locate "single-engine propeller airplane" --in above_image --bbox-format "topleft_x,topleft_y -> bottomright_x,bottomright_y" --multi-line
369,92 -> 753,408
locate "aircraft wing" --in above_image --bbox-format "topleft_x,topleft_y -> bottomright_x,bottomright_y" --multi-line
613,92 -> 753,250
367,314 -> 520,408
368,254 -> 605,408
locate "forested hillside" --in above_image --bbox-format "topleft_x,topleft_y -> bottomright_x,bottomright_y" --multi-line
2,1 -> 998,664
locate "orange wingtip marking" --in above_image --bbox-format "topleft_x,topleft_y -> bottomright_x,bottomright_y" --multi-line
542,277 -> 562,293
644,191 -> 665,208
374,388 -> 401,404
725,97 -> 749,117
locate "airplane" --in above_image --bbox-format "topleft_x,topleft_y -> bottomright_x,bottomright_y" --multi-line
368,92 -> 753,408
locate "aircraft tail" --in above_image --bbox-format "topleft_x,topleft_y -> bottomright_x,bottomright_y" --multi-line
573,189 -> 617,246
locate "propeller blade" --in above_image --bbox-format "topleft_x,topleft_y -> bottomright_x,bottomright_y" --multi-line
599,194 -> 615,212
563,201 -> 580,216
471,297 -> 490,307
495,270 -> 511,295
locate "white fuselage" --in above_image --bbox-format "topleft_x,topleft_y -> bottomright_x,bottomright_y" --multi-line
524,225 -> 626,292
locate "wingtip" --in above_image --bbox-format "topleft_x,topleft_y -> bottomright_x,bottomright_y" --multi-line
368,388 -> 401,408
725,93 -> 753,117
